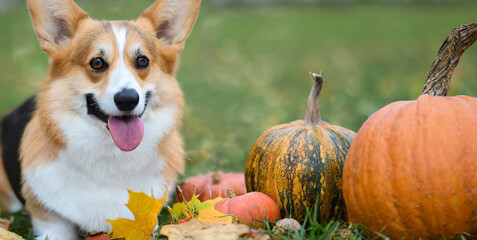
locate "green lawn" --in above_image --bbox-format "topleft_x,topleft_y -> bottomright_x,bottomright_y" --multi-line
0,1 -> 477,238
2,1 -> 476,178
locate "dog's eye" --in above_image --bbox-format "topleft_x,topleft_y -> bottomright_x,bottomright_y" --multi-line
135,55 -> 149,70
89,57 -> 108,72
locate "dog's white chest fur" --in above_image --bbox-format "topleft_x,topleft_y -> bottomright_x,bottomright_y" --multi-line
24,115 -> 170,232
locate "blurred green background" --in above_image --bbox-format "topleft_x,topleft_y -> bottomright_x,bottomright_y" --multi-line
0,0 -> 476,179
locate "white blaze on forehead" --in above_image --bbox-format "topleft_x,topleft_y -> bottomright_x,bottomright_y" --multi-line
99,21 -> 145,116
111,21 -> 128,59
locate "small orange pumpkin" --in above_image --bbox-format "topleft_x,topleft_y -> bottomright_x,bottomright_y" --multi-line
343,23 -> 477,239
214,189 -> 281,228
177,172 -> 247,202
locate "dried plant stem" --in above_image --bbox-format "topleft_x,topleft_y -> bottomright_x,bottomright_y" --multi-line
305,73 -> 324,126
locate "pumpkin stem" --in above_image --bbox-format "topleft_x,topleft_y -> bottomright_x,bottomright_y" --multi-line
225,188 -> 236,198
421,22 -> 477,96
305,73 -> 324,126
212,172 -> 221,185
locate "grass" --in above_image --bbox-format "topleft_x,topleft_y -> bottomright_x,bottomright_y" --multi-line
1,0 -> 477,177
262,207 -> 371,240
0,0 -> 477,239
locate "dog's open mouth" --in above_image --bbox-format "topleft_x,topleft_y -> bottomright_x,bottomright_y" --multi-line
86,92 -> 151,152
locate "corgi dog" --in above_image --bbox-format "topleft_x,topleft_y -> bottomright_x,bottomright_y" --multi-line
0,0 -> 200,239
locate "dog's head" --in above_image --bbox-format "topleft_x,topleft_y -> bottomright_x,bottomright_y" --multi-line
27,0 -> 200,151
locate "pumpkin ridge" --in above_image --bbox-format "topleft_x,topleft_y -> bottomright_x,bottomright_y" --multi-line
459,98 -> 477,231
385,103 -> 418,235
437,98 -> 460,235
410,99 -> 435,235
398,101 -> 420,235
324,125 -> 355,144
420,96 -> 465,237
389,102 -> 422,236
322,132 -> 343,163
285,129 -> 308,217
348,102 -> 395,228
248,126 -> 296,196
440,97 -> 468,235
307,129 -> 326,218
324,128 -> 352,156
364,104 -> 396,228
446,100 -> 467,235
440,97 -> 475,236
258,127 -> 296,202
315,128 -> 349,220
418,95 -> 443,236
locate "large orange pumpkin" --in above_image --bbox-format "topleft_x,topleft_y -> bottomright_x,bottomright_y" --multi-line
245,73 -> 355,222
343,23 -> 477,239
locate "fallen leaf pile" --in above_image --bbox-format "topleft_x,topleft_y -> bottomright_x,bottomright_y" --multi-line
106,190 -> 167,240
100,189 -> 238,240
160,219 -> 269,240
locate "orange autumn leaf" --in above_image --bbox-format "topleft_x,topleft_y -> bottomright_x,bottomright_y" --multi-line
106,189 -> 167,240
197,206 -> 234,224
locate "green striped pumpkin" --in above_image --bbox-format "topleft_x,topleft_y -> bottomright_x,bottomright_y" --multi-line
245,73 -> 355,222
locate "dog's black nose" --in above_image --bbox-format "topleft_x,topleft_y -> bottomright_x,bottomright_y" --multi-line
114,88 -> 139,111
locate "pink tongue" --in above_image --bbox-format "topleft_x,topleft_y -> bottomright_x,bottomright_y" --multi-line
108,116 -> 144,152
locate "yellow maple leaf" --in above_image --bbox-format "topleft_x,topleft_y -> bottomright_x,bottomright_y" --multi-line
169,195 -> 223,221
106,189 -> 167,240
197,206 -> 234,224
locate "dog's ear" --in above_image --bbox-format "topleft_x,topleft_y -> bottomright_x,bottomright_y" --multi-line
137,0 -> 200,48
27,0 -> 89,53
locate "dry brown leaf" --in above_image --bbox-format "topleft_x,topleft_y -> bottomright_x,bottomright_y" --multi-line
160,219 -> 269,240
